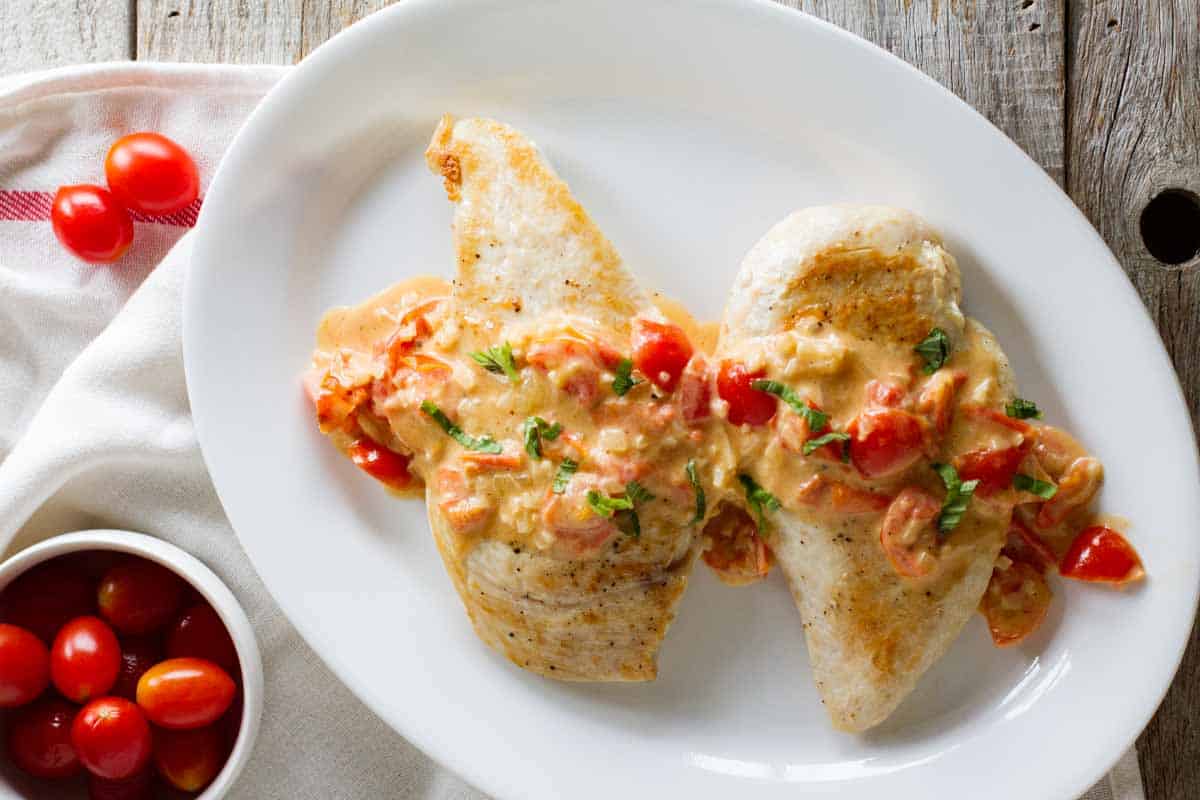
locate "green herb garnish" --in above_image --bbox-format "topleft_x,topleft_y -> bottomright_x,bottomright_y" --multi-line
802,431 -> 851,460
522,416 -> 562,459
686,459 -> 706,524
552,458 -> 578,494
738,473 -> 781,532
1005,398 -> 1044,420
914,328 -> 951,374
932,462 -> 980,535
470,342 -> 520,383
420,401 -> 502,453
1013,473 -> 1058,499
612,358 -> 641,397
587,481 -> 655,538
751,380 -> 828,431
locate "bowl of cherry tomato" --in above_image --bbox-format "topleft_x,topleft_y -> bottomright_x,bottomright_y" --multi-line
0,531 -> 263,799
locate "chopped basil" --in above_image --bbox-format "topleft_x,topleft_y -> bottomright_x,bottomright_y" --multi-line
751,379 -> 829,431
552,458 -> 578,494
803,431 -> 851,460
739,473 -> 781,532
587,481 -> 655,538
625,480 -> 655,505
469,342 -> 520,383
522,416 -> 562,459
914,327 -> 951,374
932,462 -> 980,535
1005,398 -> 1044,420
612,358 -> 641,397
420,401 -> 502,454
1013,473 -> 1058,499
586,490 -> 633,517
686,459 -> 706,524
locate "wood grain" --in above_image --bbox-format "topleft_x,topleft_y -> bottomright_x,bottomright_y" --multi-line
1067,3 -> 1200,798
0,0 -> 132,76
136,0 -> 303,63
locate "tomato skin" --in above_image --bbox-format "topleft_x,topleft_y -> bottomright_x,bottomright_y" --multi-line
981,560 -> 1053,647
6,696 -> 81,778
847,408 -> 926,479
166,603 -> 238,676
955,445 -> 1026,497
98,560 -> 186,636
347,438 -> 414,489
1,558 -> 98,644
631,319 -> 694,393
88,769 -> 153,800
51,616 -> 122,703
111,637 -> 165,701
878,487 -> 941,578
1060,526 -> 1145,585
137,658 -> 236,730
51,185 -> 134,263
154,724 -> 228,792
105,132 -> 199,215
716,361 -> 776,426
0,624 -> 50,708
71,697 -> 153,780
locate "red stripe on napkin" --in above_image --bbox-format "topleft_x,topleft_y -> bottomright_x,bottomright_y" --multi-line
0,190 -> 201,227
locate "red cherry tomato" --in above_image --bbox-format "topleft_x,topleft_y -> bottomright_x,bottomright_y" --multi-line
846,408 -> 926,479
6,696 -> 81,778
631,319 -> 694,393
0,558 -> 97,644
166,603 -> 239,676
137,658 -> 236,730
716,361 -> 776,426
878,487 -> 941,578
0,623 -> 50,708
88,769 -> 153,800
981,559 -> 1053,647
51,616 -> 121,703
1060,526 -> 1145,585
104,132 -> 200,215
98,560 -> 185,635
51,185 -> 134,263
347,438 -> 414,490
72,697 -> 153,780
954,445 -> 1026,497
111,637 -> 165,701
154,724 -> 228,792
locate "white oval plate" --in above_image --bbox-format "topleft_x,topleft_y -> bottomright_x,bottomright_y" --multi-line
183,2 -> 1200,798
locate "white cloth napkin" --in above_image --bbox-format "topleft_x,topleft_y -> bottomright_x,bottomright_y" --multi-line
0,63 -> 1143,800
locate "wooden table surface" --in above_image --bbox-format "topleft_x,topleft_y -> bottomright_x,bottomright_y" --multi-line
2,0 -> 1197,797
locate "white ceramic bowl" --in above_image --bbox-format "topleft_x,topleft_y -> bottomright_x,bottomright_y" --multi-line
0,530 -> 263,799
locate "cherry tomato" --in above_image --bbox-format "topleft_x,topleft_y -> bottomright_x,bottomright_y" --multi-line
88,769 -> 153,800
166,603 -> 238,676
981,559 -> 1052,647
878,487 -> 941,578
846,408 -> 926,479
347,438 -> 414,490
51,616 -> 121,703
50,185 -> 134,263
0,623 -> 50,708
0,558 -> 97,643
716,361 -> 776,426
72,697 -> 153,780
98,560 -> 185,635
137,658 -> 236,730
112,637 -> 165,701
631,319 -> 694,393
6,696 -> 80,778
1060,526 -> 1145,585
954,445 -> 1026,497
154,724 -> 228,792
104,132 -> 200,215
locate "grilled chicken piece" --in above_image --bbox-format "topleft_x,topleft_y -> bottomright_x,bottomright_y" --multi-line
719,205 -> 1016,730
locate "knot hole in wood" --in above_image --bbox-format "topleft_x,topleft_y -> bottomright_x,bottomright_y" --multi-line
1139,189 -> 1200,268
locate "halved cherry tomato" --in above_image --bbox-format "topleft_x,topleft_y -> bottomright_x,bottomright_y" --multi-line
632,319 -> 694,393
51,185 -> 134,263
846,408 -> 926,479
701,504 -> 771,586
980,560 -> 1052,647
72,697 -> 153,780
154,724 -> 228,792
1060,526 -> 1145,585
879,487 -> 941,578
347,437 -> 414,489
716,361 -> 775,426
0,623 -> 50,708
955,445 -> 1026,497
0,558 -> 98,644
112,637 -> 165,701
166,604 -> 238,676
104,132 -> 199,215
98,560 -> 186,635
6,696 -> 81,778
88,769 -> 153,800
51,616 -> 121,703
137,658 -> 236,730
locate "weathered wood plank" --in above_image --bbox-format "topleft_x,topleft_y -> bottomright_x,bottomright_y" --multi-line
136,0 -> 303,63
299,0 -> 396,58
782,0 -> 1067,185
1067,3 -> 1200,799
0,0 -> 133,77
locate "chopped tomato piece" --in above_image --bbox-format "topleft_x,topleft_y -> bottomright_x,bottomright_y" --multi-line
677,356 -> 713,423
716,361 -> 776,426
382,299 -> 443,363
460,447 -> 524,471
847,408 -> 926,479
1035,457 -> 1102,528
632,319 -> 694,393
701,504 -> 771,586
879,488 -> 941,578
980,560 -> 1052,647
309,369 -> 370,433
916,369 -> 967,435
1007,517 -> 1057,569
1060,526 -> 1145,585
541,480 -> 619,558
829,482 -> 892,514
963,405 -> 1032,435
865,379 -> 907,408
527,337 -> 614,406
347,438 -> 413,489
955,445 -> 1026,497
434,467 -> 492,535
